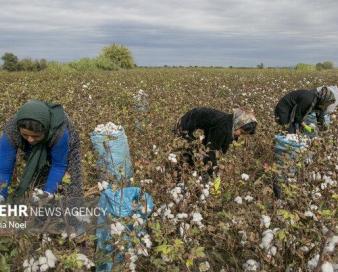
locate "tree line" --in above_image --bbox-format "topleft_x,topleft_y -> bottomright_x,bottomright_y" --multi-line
0,44 -> 135,72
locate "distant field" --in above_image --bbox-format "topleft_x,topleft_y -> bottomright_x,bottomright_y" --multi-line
0,68 -> 337,271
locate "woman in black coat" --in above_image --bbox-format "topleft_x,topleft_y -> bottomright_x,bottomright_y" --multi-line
174,107 -> 257,171
275,86 -> 336,133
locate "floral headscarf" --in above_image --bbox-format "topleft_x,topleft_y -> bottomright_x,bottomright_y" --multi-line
232,108 -> 257,136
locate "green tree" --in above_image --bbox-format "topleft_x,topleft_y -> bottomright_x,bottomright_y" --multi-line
99,44 -> 135,69
316,61 -> 334,70
295,63 -> 315,71
321,61 -> 334,69
316,62 -> 324,71
257,63 -> 264,69
1,53 -> 19,71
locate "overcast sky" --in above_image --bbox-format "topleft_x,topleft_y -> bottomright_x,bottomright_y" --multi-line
1,0 -> 338,66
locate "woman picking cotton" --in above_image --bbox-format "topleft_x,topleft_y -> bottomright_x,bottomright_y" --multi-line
174,107 -> 258,176
0,99 -> 83,203
274,86 -> 336,134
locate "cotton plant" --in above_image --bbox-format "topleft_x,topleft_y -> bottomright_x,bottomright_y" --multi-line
323,235 -> 338,254
76,253 -> 95,270
199,261 -> 210,271
241,173 -> 250,181
191,212 -> 204,229
321,262 -> 335,272
170,186 -> 184,204
168,153 -> 178,164
320,175 -> 337,190
244,195 -> 254,203
23,250 -> 57,272
307,254 -> 320,271
304,210 -> 317,219
234,196 -> 243,204
260,215 -> 271,228
111,221 -> 126,235
97,181 -> 109,191
242,259 -> 260,271
238,230 -> 247,246
259,229 -> 278,257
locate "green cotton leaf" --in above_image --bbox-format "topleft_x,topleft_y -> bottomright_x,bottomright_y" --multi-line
194,247 -> 205,258
319,209 -> 334,218
155,244 -> 172,255
0,255 -> 10,272
276,229 -> 288,241
332,194 -> 338,201
62,174 -> 71,185
211,177 -> 221,195
186,258 -> 194,267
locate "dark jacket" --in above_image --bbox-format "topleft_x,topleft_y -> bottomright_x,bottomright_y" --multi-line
176,107 -> 234,166
275,89 -> 325,132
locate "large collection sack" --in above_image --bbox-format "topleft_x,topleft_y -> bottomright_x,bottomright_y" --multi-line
274,134 -> 309,178
91,123 -> 133,182
95,186 -> 154,271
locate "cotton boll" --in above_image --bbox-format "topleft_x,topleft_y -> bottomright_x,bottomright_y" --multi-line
239,230 -> 247,246
129,261 -> 136,272
322,225 -> 329,235
242,259 -> 260,271
241,173 -> 249,181
111,222 -> 126,235
179,223 -> 190,237
191,212 -> 203,223
269,246 -> 277,256
304,211 -> 316,218
310,205 -> 318,211
307,254 -> 320,270
45,249 -> 57,268
313,192 -> 322,200
40,264 -> 49,272
38,256 -> 47,265
142,234 -> 152,248
234,196 -> 243,204
23,259 -> 29,268
321,262 -> 334,272
31,261 -> 39,272
191,212 -> 204,228
199,261 -> 210,271
132,214 -> 144,227
137,247 -> 149,257
61,231 -> 68,239
324,236 -> 338,253
202,188 -> 209,197
299,246 -> 310,253
244,195 -> 254,202
260,230 -> 274,251
176,213 -> 188,219
260,215 -> 271,228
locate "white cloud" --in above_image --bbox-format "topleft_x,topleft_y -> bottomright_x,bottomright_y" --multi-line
0,0 -> 338,65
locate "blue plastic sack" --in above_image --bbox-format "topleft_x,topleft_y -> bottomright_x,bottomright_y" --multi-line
274,134 -> 308,177
274,134 -> 306,156
91,127 -> 133,182
96,187 -> 154,272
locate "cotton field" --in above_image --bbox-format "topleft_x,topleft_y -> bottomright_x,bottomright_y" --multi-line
0,68 -> 337,271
